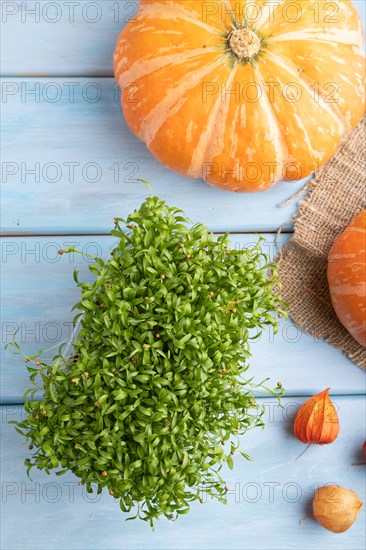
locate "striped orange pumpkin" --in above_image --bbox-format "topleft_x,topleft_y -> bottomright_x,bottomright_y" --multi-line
328,210 -> 366,347
114,0 -> 365,192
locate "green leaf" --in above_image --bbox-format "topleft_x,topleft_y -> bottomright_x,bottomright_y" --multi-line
133,433 -> 145,445
50,455 -> 59,468
176,507 -> 190,515
42,442 -> 53,455
49,383 -> 57,403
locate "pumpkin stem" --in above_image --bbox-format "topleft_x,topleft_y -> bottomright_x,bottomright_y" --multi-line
229,28 -> 261,60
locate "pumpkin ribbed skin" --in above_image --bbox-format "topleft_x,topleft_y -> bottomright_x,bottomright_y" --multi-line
114,0 -> 365,192
328,210 -> 366,347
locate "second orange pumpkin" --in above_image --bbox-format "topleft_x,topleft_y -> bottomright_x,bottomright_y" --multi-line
328,210 -> 366,348
114,0 -> 365,192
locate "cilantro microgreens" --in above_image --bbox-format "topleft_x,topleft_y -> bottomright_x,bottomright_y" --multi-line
8,193 -> 286,527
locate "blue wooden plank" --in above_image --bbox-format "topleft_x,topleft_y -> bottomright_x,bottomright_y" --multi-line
1,397 -> 365,550
2,234 -> 365,404
1,0 -> 129,76
1,76 -> 312,234
1,1 -> 365,76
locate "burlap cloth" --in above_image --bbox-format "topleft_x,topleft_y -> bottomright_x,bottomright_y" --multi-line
278,115 -> 366,370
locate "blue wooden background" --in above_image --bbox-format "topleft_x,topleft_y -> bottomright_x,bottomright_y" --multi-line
1,1 -> 365,549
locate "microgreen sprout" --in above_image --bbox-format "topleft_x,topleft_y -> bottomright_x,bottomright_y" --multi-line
8,193 -> 286,527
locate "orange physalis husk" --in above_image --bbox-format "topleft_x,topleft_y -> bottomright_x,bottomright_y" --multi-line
294,388 -> 339,445
313,485 -> 363,533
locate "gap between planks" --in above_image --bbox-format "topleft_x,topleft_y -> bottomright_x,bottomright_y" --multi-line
1,230 -> 294,238
1,392 -> 363,407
